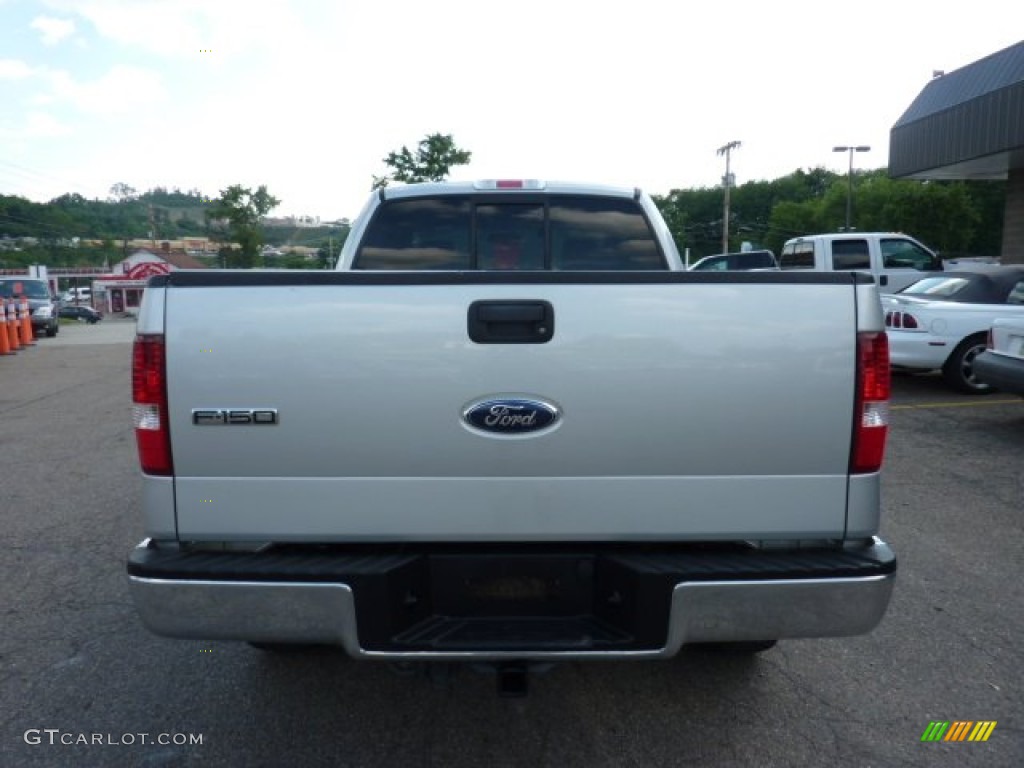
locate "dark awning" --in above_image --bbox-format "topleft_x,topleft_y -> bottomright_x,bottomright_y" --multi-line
889,41 -> 1024,180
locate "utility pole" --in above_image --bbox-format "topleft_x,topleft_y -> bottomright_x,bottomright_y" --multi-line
717,141 -> 741,254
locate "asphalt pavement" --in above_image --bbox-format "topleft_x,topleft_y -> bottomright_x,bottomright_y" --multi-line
1,328 -> 1021,767
44,315 -> 138,347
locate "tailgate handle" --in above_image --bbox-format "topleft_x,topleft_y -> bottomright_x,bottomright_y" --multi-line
468,300 -> 554,344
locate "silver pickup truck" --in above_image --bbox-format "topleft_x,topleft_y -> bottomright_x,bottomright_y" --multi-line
127,180 -> 895,680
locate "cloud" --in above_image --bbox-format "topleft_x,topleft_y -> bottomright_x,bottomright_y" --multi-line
0,111 -> 73,140
44,66 -> 167,116
0,59 -> 35,79
46,0 -> 310,59
26,111 -> 74,137
30,15 -> 76,45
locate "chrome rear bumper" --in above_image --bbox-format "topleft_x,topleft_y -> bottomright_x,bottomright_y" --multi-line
127,539 -> 895,660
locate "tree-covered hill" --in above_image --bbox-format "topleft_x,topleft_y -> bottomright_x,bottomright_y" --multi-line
0,185 -> 213,243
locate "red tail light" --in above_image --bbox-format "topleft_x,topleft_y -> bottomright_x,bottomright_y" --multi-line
885,311 -> 919,330
852,331 -> 889,473
133,334 -> 173,475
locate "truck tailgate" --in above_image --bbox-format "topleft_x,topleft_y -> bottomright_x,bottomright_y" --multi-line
165,274 -> 860,541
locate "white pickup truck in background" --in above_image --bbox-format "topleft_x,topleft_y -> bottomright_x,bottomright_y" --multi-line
779,232 -> 942,291
126,180 -> 896,692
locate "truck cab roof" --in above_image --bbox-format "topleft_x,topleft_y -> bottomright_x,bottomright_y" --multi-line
377,179 -> 642,201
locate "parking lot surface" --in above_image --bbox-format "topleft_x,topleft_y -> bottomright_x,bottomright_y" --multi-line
1,331 -> 1021,767
46,315 -> 138,347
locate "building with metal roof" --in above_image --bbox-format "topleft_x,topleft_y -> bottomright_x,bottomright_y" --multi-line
889,41 -> 1024,260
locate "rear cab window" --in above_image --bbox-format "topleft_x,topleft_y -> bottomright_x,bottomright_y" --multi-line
779,241 -> 815,269
353,195 -> 666,270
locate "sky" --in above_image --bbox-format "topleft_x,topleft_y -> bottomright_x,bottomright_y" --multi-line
0,0 -> 1020,222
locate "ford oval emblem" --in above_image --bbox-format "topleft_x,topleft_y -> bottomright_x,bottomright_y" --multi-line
463,398 -> 561,435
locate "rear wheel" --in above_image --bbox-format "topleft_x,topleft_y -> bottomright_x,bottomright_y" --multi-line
942,334 -> 994,394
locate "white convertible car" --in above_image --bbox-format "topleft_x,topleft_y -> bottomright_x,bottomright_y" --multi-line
882,266 -> 1024,393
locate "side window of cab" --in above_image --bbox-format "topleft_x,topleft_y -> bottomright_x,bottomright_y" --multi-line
830,240 -> 870,270
881,239 -> 940,270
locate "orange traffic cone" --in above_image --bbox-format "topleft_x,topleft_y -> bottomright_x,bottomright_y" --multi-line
5,299 -> 21,352
18,297 -> 36,345
0,302 -> 11,356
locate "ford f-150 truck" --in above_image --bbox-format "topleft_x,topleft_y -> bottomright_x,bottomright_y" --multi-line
779,232 -> 942,292
127,180 -> 895,685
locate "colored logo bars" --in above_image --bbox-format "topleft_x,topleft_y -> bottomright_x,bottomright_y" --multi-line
921,721 -> 997,742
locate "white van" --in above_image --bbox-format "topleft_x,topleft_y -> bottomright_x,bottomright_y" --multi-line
779,233 -> 942,292
62,286 -> 92,303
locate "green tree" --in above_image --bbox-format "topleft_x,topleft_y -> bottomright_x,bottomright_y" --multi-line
825,171 -> 982,254
372,133 -> 472,189
108,182 -> 138,202
206,185 -> 280,268
764,200 -> 826,253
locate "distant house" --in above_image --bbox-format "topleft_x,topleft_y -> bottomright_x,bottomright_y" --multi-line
121,237 -> 220,255
263,214 -> 322,228
92,248 -> 208,314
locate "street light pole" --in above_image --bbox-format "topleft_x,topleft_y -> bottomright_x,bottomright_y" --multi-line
717,140 -> 741,253
832,145 -> 870,230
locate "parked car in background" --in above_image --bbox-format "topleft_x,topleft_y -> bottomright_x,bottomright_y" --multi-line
59,305 -> 103,324
0,277 -> 59,337
779,232 -> 942,292
61,287 -> 92,304
882,266 -> 1024,393
973,317 -> 1024,397
689,250 -> 777,271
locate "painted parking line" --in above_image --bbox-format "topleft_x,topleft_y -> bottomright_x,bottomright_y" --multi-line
892,399 -> 1023,410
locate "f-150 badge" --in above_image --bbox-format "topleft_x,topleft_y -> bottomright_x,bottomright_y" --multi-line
462,398 -> 560,436
192,409 -> 279,425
